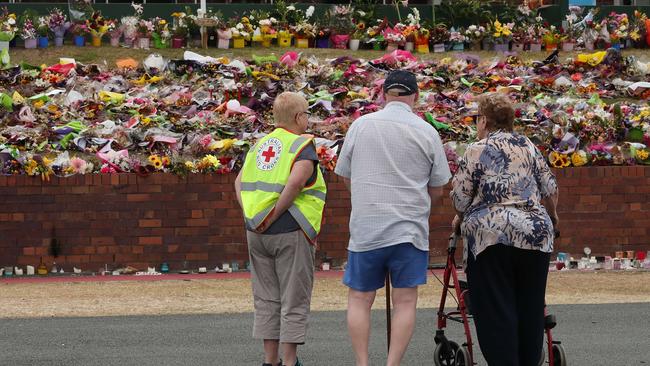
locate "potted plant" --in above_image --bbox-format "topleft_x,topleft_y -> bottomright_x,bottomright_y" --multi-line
137,18 -> 154,49
20,14 -> 37,49
415,27 -> 430,53
464,25 -> 485,51
401,8 -> 420,52
151,17 -> 170,49
121,2 -> 143,48
86,11 -> 108,47
511,25 -> 527,52
36,16 -> 50,48
329,5 -> 354,49
606,12 -> 629,50
542,25 -> 562,51
382,25 -> 405,52
47,8 -> 69,47
449,27 -> 467,51
70,22 -> 88,46
0,8 -> 17,51
171,12 -> 189,48
562,6 -> 583,52
273,0 -> 300,47
629,10 -> 647,49
106,19 -> 122,47
430,24 -> 450,53
491,19 -> 513,53
230,16 -> 253,49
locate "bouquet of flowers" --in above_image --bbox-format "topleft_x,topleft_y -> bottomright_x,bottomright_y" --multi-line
330,5 -> 355,35
449,28 -> 467,44
121,2 -> 143,41
137,19 -> 154,38
430,24 -> 450,44
492,19 -> 514,44
0,8 -> 17,42
151,17 -> 171,46
20,17 -> 37,40
292,6 -> 316,39
629,10 -> 647,43
36,16 -> 50,38
230,16 -> 253,41
86,11 -> 109,38
605,12 -> 629,45
563,6 -> 583,43
382,25 -> 406,45
582,11 -> 600,46
106,19 -> 122,40
464,25 -> 486,44
70,22 -> 88,37
542,25 -> 563,46
525,15 -> 546,44
47,8 -> 69,40
171,12 -> 189,39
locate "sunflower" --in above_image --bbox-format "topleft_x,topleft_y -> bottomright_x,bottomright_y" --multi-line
356,22 -> 366,30
148,154 -> 159,164
571,151 -> 588,167
162,156 -> 171,166
636,149 -> 649,161
549,151 -> 570,168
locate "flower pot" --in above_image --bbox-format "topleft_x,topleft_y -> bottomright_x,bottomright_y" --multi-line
91,35 -> 102,47
232,37 -> 245,49
452,42 -> 464,51
139,37 -> 150,49
278,34 -> 291,47
296,38 -> 309,49
54,36 -> 64,47
584,41 -> 595,51
545,43 -> 558,51
433,43 -> 445,53
172,37 -> 185,49
493,42 -> 509,53
469,41 -> 481,51
110,36 -> 120,47
331,34 -> 350,49
37,37 -> 49,48
261,38 -> 272,47
404,41 -> 414,52
217,38 -> 230,49
315,38 -> 329,48
154,38 -> 168,49
562,42 -> 575,52
24,38 -> 37,49
529,43 -> 542,52
124,37 -> 136,48
73,35 -> 85,47
511,43 -> 524,52
349,39 -> 360,51
416,43 -> 429,54
481,39 -> 491,50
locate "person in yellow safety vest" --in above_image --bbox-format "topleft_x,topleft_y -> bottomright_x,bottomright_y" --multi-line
234,92 -> 326,366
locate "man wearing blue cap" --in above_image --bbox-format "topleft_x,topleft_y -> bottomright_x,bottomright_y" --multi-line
335,70 -> 452,366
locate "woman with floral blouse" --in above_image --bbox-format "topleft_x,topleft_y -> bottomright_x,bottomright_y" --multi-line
451,93 -> 559,366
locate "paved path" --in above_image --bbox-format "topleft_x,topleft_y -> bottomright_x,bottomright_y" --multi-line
1,303 -> 648,366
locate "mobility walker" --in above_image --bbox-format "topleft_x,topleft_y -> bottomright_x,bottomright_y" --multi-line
431,233 -> 567,366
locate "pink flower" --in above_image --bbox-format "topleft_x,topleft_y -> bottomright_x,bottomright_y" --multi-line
199,134 -> 212,148
100,164 -> 116,173
70,157 -> 87,173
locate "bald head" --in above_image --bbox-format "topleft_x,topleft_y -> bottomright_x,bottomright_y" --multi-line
272,91 -> 309,133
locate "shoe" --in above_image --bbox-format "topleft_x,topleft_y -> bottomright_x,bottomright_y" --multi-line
261,362 -> 282,366
282,359 -> 301,366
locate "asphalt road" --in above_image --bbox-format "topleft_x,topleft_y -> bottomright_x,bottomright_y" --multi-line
1,303 -> 648,366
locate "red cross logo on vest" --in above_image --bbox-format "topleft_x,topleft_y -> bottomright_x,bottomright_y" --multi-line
256,138 -> 283,171
261,146 -> 276,162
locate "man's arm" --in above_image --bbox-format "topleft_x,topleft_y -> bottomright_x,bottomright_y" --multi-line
256,160 -> 315,232
234,170 -> 243,209
428,186 -> 444,206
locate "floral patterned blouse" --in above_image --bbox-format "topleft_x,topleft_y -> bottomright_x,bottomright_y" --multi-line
451,130 -> 558,263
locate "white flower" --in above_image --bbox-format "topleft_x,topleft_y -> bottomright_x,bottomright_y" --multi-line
249,15 -> 255,20
270,17 -> 277,24
236,23 -> 244,30
8,18 -> 15,25
287,5 -> 295,11
475,31 -> 481,37
306,6 -> 314,19
357,10 -> 366,17
536,16 -> 543,23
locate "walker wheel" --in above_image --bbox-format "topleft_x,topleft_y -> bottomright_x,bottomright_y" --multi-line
552,344 -> 567,366
433,341 -> 459,366
454,346 -> 472,366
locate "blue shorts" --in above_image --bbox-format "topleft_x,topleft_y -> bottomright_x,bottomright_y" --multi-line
343,243 -> 428,292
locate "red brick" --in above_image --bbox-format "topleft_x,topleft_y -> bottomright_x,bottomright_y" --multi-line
186,219 -> 209,227
91,237 -> 115,246
132,246 -> 144,254
139,236 -> 162,245
139,219 -> 162,228
127,194 -> 151,202
167,244 -> 179,253
191,210 -> 203,219
12,213 -> 25,222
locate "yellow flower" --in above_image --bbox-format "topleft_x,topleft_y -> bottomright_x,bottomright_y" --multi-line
153,159 -> 163,170
214,139 -> 236,150
141,117 -> 152,126
185,161 -> 196,170
549,151 -> 570,168
571,151 -> 588,167
162,156 -> 171,166
148,154 -> 159,163
637,149 -> 649,161
159,20 -> 167,25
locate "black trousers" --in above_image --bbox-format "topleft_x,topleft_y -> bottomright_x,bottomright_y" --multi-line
466,244 -> 550,366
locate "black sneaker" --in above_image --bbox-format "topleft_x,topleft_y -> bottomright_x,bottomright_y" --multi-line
282,360 -> 302,366
262,361 -> 281,366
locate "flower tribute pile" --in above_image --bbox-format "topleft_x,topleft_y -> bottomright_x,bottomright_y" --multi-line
1,47 -> 650,179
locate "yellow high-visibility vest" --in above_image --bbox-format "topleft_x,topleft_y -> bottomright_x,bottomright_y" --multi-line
240,128 -> 326,241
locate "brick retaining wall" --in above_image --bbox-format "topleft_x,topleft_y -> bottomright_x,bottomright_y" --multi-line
1,166 -> 649,271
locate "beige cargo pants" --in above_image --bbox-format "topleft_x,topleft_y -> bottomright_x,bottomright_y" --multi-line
247,230 -> 315,344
